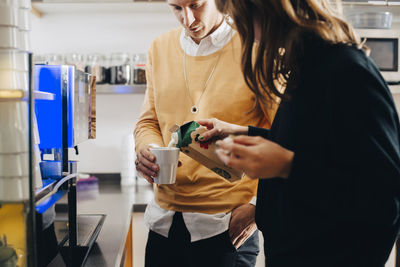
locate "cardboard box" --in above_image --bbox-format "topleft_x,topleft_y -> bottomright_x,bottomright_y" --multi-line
175,121 -> 243,182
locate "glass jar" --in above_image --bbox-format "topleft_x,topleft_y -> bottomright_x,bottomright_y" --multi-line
43,53 -> 64,65
64,53 -> 85,72
85,53 -> 109,84
109,52 -> 131,85
132,53 -> 146,85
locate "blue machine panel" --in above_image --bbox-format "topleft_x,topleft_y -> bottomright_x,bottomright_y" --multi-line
34,65 -> 75,149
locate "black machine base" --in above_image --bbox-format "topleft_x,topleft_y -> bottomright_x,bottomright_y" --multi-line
56,214 -> 106,267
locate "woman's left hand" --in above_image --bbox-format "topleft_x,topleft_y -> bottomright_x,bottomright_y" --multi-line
216,135 -> 294,179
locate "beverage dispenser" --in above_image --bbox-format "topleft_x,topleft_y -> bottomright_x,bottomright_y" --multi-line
33,65 -> 101,267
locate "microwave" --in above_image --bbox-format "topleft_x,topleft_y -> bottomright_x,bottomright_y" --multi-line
356,29 -> 400,84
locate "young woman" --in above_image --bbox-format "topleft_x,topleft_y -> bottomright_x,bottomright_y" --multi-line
198,0 -> 400,266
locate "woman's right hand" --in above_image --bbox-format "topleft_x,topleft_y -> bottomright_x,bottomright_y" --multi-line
197,118 -> 248,141
135,145 -> 158,184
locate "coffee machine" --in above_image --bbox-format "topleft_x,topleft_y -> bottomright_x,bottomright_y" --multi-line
33,65 -> 103,267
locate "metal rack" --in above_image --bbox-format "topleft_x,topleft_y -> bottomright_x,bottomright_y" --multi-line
96,84 -> 146,94
340,0 -> 400,6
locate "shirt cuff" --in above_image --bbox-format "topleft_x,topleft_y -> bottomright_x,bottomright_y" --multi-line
249,196 -> 257,206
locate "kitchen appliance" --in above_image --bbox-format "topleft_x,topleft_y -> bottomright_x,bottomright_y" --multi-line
357,29 -> 400,84
34,64 -> 103,267
348,12 -> 393,29
34,65 -> 96,152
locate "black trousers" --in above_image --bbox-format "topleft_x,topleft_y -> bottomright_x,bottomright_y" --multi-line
145,212 -> 238,267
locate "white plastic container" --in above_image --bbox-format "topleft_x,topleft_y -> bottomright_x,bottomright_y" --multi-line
17,70 -> 28,90
18,8 -> 30,31
120,133 -> 136,186
19,0 -> 31,9
0,69 -> 20,89
0,153 -> 29,177
0,0 -> 19,7
0,102 -> 28,154
0,50 -> 28,71
0,69 -> 28,90
34,144 -> 43,189
0,5 -> 18,27
19,29 -> 30,52
0,176 -> 29,201
0,26 -> 18,49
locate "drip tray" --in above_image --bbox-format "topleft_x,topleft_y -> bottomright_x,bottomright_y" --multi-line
54,214 -> 106,247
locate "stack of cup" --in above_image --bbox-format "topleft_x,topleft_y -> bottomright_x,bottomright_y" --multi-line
0,0 -> 32,201
18,0 -> 31,53
0,102 -> 30,201
0,0 -> 31,94
120,133 -> 137,186
33,113 -> 42,190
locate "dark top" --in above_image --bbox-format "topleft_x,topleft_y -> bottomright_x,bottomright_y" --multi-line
249,35 -> 400,267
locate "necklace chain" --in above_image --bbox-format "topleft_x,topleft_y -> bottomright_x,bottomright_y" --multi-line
183,45 -> 222,114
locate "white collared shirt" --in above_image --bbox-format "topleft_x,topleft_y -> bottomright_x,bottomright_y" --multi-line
144,22 -> 256,242
179,19 -> 235,56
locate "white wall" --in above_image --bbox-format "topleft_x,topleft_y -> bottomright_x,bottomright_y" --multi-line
31,4 -> 400,174
30,4 -> 179,54
31,3 -> 179,173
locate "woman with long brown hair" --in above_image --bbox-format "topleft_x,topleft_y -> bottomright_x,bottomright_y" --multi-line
198,0 -> 400,266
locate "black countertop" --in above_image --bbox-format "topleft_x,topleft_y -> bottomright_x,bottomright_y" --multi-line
47,177 -> 153,267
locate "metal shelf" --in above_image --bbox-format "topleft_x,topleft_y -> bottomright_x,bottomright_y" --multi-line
96,84 -> 146,94
35,179 -> 57,201
339,0 -> 400,6
33,91 -> 56,100
0,89 -> 25,101
0,90 -> 55,101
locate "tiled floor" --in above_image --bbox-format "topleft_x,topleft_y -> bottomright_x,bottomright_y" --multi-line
132,213 -> 395,267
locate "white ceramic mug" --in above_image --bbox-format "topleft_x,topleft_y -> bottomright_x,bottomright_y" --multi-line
149,147 -> 180,184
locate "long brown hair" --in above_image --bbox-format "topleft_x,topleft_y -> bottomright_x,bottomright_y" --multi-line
216,0 -> 362,110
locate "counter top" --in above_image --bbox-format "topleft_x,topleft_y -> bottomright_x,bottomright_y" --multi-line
48,178 -> 153,267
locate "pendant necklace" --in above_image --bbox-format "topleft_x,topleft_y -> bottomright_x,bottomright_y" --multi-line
183,44 -> 222,114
